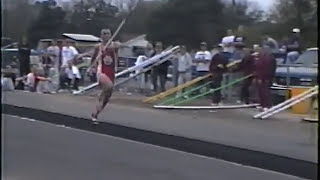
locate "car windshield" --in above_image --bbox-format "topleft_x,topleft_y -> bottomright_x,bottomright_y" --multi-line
294,50 -> 318,66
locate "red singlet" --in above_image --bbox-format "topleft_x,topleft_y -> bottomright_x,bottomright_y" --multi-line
98,43 -> 117,82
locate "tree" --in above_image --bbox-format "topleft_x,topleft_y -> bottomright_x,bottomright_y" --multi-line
68,0 -> 120,36
121,0 -> 164,36
146,0 -> 226,48
146,0 -> 263,48
269,0 -> 317,47
2,0 -> 40,41
27,0 -> 67,47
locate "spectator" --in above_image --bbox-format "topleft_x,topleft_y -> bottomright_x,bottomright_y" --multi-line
193,42 -> 212,94
286,28 -> 303,64
16,66 -> 50,92
254,45 -> 277,111
145,43 -> 154,57
232,48 -> 255,104
46,39 -> 63,92
221,29 -> 235,59
144,43 -> 154,89
18,36 -> 31,76
41,53 -> 53,77
47,40 -> 63,70
176,45 -> 192,97
209,44 -> 228,106
151,42 -> 170,92
62,39 -> 79,68
223,41 -> 245,101
194,42 -> 212,77
262,34 -> 279,53
59,39 -> 79,91
234,25 -> 246,45
63,60 -> 81,91
134,55 -> 148,92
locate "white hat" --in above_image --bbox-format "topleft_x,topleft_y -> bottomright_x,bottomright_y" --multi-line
292,28 -> 300,33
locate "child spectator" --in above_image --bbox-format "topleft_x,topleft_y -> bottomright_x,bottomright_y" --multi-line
16,66 -> 51,92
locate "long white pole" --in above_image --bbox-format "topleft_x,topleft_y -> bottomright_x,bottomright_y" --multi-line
114,52 -> 178,87
253,86 -> 318,119
260,90 -> 318,119
73,46 -> 180,95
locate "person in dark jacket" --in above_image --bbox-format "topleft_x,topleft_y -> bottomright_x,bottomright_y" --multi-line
151,42 -> 171,92
209,44 -> 228,105
18,36 -> 31,76
232,48 -> 255,104
254,45 -> 277,111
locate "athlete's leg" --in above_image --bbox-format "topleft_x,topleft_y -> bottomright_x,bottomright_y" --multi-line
92,73 -> 113,119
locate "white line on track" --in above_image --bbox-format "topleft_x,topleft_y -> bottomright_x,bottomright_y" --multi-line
5,114 -> 309,180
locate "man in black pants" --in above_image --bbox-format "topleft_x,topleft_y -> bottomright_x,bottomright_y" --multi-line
209,44 -> 228,106
232,48 -> 255,104
18,37 -> 31,76
151,42 -> 171,93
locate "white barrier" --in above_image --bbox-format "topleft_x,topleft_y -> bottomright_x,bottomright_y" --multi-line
73,46 -> 180,95
260,90 -> 318,119
253,86 -> 318,119
154,104 -> 259,110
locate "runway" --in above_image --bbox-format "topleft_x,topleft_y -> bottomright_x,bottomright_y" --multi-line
2,114 -> 310,180
1,91 -> 318,179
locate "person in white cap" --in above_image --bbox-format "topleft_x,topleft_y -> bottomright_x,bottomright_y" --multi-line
286,28 -> 303,64
194,42 -> 212,77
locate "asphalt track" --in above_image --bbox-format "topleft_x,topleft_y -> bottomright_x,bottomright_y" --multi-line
2,104 -> 317,179
2,114 -> 311,180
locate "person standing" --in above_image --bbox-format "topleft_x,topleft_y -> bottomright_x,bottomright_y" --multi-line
225,41 -> 245,101
209,44 -> 228,106
58,39 -> 79,91
262,34 -> 279,53
194,42 -> 212,77
254,46 -> 277,111
144,43 -> 154,90
221,29 -> 235,59
151,42 -> 170,92
18,36 -> 31,76
176,45 -> 192,96
232,48 -> 255,104
47,39 -> 63,92
64,60 -> 81,91
193,42 -> 212,94
286,28 -> 303,64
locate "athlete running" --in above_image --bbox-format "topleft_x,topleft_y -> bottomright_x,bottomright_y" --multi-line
87,28 -> 121,123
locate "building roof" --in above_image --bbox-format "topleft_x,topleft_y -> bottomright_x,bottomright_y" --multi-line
62,33 -> 101,42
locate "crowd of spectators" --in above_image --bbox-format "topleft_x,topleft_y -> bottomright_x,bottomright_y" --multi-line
2,26 -> 305,111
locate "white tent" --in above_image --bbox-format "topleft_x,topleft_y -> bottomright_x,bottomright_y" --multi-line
119,34 -> 149,57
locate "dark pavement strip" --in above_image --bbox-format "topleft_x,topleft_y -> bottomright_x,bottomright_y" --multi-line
3,114 -> 307,180
2,104 -> 317,180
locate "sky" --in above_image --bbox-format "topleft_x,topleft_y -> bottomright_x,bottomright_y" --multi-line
247,0 -> 275,10
43,0 -> 276,11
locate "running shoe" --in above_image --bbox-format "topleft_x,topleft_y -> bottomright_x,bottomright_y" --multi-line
91,113 -> 99,124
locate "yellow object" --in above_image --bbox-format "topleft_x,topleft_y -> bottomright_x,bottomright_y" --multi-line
143,60 -> 242,103
143,74 -> 212,103
291,87 -> 313,114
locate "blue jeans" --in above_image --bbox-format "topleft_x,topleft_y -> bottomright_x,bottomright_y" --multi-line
286,51 -> 299,64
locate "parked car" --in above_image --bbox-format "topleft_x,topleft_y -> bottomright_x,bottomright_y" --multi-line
274,48 -> 318,87
1,48 -> 19,70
